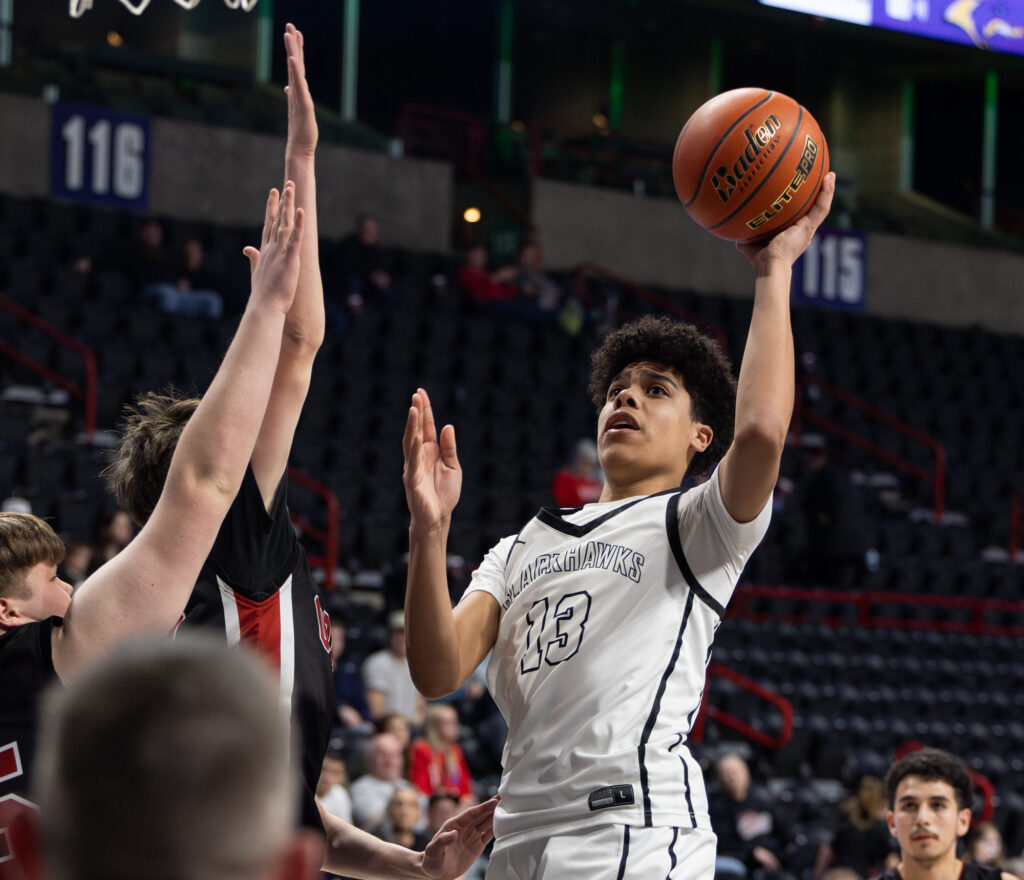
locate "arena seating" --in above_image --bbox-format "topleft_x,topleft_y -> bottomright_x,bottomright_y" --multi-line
1,191 -> 1022,854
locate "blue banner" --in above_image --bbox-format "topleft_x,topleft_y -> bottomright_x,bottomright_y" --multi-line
793,227 -> 867,311
760,0 -> 1024,56
50,103 -> 150,209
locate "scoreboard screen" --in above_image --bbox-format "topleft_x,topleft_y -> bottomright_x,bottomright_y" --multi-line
758,0 -> 1024,56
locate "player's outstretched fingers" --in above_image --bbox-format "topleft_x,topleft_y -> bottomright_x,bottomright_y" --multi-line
274,182 -> 296,244
439,424 -> 459,470
403,403 -> 422,471
417,387 -> 438,444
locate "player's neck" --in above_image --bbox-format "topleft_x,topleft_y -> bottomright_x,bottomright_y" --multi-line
897,853 -> 963,880
599,474 -> 682,502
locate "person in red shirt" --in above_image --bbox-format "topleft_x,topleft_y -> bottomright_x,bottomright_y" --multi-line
550,439 -> 603,507
456,244 -> 516,304
408,703 -> 476,806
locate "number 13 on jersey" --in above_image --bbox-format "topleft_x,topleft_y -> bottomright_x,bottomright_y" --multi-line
519,591 -> 592,674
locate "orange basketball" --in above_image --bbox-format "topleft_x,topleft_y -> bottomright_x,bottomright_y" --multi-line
672,88 -> 829,244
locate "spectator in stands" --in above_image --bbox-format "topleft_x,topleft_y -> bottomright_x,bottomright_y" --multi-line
362,610 -> 425,725
709,752 -> 793,880
377,711 -> 413,757
456,244 -> 517,306
794,443 -> 866,588
330,611 -> 371,733
175,234 -> 229,312
371,788 -> 432,852
58,541 -> 92,589
88,508 -> 134,571
966,822 -> 1010,872
318,749 -> 354,824
129,218 -> 224,319
349,731 -> 420,831
408,703 -> 476,806
881,748 -> 1020,880
512,240 -> 562,312
9,635 -> 323,880
332,213 -> 395,320
813,775 -> 899,880
550,438 -> 603,507
427,792 -> 461,837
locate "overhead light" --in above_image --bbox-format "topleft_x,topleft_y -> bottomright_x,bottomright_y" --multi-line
463,207 -> 481,223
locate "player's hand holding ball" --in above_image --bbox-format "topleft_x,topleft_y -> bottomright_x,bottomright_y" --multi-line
673,87 -> 834,270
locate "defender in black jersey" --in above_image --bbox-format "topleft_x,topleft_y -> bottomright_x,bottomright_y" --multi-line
0,179 -> 306,808
882,748 -> 1020,880
102,25 -> 496,880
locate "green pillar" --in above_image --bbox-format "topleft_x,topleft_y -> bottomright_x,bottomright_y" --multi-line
900,78 -> 915,192
609,39 -> 624,131
708,36 -> 723,96
341,0 -> 360,122
254,0 -> 273,84
980,70 -> 998,230
496,0 -> 514,124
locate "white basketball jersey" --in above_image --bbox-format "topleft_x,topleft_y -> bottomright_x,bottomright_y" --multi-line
464,467 -> 770,847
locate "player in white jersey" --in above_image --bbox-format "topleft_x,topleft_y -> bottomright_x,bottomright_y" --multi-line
402,172 -> 835,880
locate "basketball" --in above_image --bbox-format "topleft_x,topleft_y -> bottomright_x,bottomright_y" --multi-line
672,88 -> 829,244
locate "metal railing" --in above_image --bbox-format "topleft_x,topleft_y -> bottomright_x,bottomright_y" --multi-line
287,466 -> 339,593
793,372 -> 947,522
0,293 -> 97,441
692,662 -> 794,749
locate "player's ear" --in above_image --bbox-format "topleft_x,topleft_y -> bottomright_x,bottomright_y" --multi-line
0,596 -> 24,627
885,809 -> 896,837
956,807 -> 972,837
692,424 -> 713,453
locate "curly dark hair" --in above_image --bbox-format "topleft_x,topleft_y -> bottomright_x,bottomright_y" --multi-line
104,389 -> 199,527
884,747 -> 974,811
588,315 -> 736,478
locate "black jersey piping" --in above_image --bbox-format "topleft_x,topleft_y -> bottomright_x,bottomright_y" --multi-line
615,825 -> 631,880
665,493 -> 727,618
535,488 -> 679,538
638,588 -> 695,826
667,826 -> 680,878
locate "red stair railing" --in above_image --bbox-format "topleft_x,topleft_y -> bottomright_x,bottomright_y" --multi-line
0,294 -> 97,441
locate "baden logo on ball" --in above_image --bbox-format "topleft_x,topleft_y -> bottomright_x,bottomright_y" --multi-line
673,88 -> 829,244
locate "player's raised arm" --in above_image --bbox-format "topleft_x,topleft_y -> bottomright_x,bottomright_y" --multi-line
52,184 -> 305,680
718,172 -> 835,523
402,389 -> 498,698
249,22 -> 325,508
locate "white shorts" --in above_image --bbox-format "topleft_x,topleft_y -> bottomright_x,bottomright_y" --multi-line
485,825 -> 717,880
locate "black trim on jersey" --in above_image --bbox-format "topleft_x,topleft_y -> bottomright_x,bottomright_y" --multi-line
505,532 -> 528,566
679,753 -> 696,826
615,825 -> 631,880
638,589 -> 695,826
536,488 -> 679,537
666,826 -> 679,879
665,493 -> 726,618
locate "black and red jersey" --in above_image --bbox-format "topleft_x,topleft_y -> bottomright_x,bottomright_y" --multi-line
180,467 -> 334,831
0,618 -> 60,802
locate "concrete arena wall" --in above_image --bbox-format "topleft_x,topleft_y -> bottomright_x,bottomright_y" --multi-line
532,178 -> 1024,337
1,92 -> 1020,336
0,93 -> 453,252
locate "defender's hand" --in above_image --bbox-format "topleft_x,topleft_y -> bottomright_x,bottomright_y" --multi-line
243,181 -> 305,314
283,23 -> 317,156
419,797 -> 497,879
